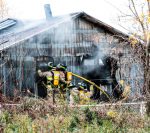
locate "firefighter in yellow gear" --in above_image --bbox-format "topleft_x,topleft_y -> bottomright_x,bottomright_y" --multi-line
78,83 -> 93,104
56,64 -> 72,84
70,83 -> 93,105
38,62 -> 63,103
56,63 -> 73,103
38,62 -> 60,91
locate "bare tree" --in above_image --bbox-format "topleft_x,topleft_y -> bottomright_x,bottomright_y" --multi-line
117,0 -> 150,114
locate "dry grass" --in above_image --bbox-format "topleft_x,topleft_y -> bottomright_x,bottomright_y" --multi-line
0,97 -> 149,133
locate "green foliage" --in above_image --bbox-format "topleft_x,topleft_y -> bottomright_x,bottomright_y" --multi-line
68,115 -> 80,132
0,111 -> 11,124
84,107 -> 103,125
0,98 -> 149,133
4,114 -> 32,133
72,94 -> 80,104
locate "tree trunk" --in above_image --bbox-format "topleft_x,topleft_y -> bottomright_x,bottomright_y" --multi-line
144,43 -> 150,115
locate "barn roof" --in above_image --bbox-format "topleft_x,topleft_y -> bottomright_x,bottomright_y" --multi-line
0,12 -> 129,51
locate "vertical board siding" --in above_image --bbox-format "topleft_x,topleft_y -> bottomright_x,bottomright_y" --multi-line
0,17 -> 144,96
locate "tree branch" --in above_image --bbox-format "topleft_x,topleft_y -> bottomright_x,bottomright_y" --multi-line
129,0 -> 147,41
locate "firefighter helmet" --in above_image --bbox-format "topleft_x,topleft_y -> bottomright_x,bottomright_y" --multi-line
56,63 -> 67,71
47,62 -> 53,70
78,82 -> 87,91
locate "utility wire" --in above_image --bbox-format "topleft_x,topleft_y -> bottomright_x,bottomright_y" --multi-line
103,0 -> 132,34
103,0 -> 127,15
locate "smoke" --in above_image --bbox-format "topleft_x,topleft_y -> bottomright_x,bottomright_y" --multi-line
80,34 -> 112,75
1,12 -> 118,87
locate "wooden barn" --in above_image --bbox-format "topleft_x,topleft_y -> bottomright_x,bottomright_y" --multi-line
0,4 -> 144,98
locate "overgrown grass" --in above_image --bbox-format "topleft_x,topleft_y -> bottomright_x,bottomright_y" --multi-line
0,97 -> 149,133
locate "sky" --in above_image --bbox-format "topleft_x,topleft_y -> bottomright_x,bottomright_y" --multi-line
6,0 -> 128,32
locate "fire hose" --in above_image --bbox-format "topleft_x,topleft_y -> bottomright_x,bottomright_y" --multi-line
40,72 -> 111,101
71,73 -> 111,101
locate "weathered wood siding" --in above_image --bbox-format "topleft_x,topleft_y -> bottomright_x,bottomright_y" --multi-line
0,17 -> 144,97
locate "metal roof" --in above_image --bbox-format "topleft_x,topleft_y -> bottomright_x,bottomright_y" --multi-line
0,18 -> 17,31
0,12 -> 129,51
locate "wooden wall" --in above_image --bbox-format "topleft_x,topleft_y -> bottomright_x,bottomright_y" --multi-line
0,16 -> 144,97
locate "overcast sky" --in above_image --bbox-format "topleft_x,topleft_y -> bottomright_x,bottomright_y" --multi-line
6,0 -> 128,32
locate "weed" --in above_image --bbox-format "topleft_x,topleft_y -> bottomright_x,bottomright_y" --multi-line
68,115 -> 80,132
0,98 -> 149,132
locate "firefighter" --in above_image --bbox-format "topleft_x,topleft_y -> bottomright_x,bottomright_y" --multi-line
38,62 -> 59,92
56,63 -> 72,103
48,62 -> 56,71
78,83 -> 92,104
38,62 -> 53,90
70,83 -> 93,105
56,63 -> 67,84
37,62 -> 61,103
